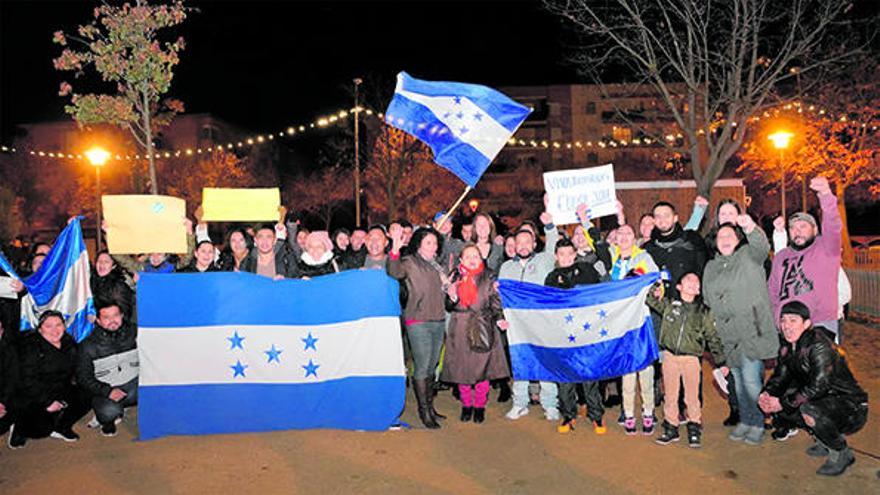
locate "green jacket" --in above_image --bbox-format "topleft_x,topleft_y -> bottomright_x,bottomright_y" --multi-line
703,228 -> 779,366
647,295 -> 726,365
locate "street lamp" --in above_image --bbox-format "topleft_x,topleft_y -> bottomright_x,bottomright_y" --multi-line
85,147 -> 110,250
768,131 -> 793,218
353,77 -> 363,228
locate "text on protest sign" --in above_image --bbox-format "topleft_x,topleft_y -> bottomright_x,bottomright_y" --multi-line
543,164 -> 617,225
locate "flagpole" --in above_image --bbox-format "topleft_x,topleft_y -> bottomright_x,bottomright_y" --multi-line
437,186 -> 472,229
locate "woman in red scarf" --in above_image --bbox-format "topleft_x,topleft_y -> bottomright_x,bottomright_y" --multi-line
441,244 -> 510,424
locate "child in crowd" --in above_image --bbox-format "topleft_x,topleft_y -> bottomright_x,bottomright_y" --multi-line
647,272 -> 727,448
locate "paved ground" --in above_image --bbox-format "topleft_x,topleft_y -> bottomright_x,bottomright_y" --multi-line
1,322 -> 877,494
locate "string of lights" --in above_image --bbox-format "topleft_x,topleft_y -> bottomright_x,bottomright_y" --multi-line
0,106 -> 386,162
1,100 -> 873,160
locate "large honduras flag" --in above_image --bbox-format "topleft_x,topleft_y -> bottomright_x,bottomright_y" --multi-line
0,217 -> 95,342
498,273 -> 661,382
384,72 -> 531,187
137,270 -> 406,440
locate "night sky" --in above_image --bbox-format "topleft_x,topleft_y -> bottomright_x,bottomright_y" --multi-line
1,0 -> 576,141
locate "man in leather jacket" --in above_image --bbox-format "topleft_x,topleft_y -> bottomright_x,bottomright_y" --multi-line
759,301 -> 868,476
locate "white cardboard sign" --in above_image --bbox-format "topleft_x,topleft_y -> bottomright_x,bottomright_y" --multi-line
543,164 -> 617,225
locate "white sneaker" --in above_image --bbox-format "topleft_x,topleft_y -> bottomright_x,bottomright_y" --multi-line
544,408 -> 561,421
506,406 -> 530,420
87,415 -> 100,429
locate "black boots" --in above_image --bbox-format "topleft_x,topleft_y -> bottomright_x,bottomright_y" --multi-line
723,408 -> 740,427
497,380 -> 511,403
460,407 -> 474,422
413,379 -> 440,429
655,421 -> 680,445
426,377 -> 446,421
473,408 -> 485,423
815,439 -> 856,476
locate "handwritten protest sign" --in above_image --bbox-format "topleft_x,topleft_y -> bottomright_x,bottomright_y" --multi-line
201,188 -> 280,222
103,195 -> 188,254
543,164 -> 617,225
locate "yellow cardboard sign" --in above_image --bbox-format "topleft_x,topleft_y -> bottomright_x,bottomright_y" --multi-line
201,187 -> 281,222
102,195 -> 188,254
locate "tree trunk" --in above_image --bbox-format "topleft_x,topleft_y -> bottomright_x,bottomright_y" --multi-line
837,194 -> 855,268
143,91 -> 158,195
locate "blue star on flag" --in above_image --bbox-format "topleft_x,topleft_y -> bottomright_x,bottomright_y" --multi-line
302,332 -> 318,351
302,359 -> 320,378
597,309 -> 608,319
265,344 -> 283,364
599,328 -> 608,337
453,96 -> 462,105
230,360 -> 248,378
564,313 -> 574,324
567,334 -> 576,343
582,321 -> 592,331
227,331 -> 245,350
473,112 -> 483,121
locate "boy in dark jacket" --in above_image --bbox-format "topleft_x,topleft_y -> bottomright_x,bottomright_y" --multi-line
647,272 -> 726,448
76,300 -> 139,437
544,239 -> 606,434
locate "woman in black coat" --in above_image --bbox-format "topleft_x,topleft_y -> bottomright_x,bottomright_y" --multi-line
7,311 -> 89,448
91,251 -> 135,321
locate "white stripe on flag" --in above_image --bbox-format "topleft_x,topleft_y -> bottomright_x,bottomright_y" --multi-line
139,316 -> 405,386
395,88 -> 511,159
504,285 -> 652,348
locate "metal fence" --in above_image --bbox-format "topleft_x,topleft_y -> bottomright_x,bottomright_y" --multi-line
845,268 -> 880,318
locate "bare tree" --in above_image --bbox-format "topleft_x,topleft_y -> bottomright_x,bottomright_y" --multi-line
544,0 -> 870,196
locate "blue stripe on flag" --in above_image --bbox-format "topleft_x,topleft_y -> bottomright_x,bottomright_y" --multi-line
138,377 -> 405,440
385,93 -> 490,187
24,218 -> 89,305
397,72 -> 531,132
137,269 -> 401,328
509,316 -> 659,382
499,272 -> 661,310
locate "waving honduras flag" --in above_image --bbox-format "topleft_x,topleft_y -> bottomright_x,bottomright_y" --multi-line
498,273 -> 661,382
0,217 -> 95,342
384,72 -> 531,187
137,270 -> 406,440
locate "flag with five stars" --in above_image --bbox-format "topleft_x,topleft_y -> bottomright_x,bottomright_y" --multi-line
136,270 -> 405,440
498,272 -> 661,382
384,72 -> 531,187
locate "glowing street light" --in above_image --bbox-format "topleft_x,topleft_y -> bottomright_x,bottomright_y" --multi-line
86,147 -> 110,250
768,131 -> 794,218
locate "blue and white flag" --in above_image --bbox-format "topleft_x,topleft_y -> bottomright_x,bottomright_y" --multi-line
0,218 -> 95,342
384,72 -> 531,187
137,270 -> 406,440
498,273 -> 661,382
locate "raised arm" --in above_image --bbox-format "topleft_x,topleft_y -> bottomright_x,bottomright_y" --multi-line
684,196 -> 708,231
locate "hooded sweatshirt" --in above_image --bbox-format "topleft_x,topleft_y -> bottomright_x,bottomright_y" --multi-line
768,193 -> 841,325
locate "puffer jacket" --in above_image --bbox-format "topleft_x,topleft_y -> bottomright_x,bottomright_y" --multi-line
644,223 -> 708,282
76,322 -> 139,398
703,228 -> 779,366
763,326 -> 867,409
646,295 -> 725,364
8,331 -> 78,409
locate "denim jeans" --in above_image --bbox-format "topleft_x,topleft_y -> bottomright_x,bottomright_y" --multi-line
406,321 -> 446,380
731,357 -> 765,427
512,380 -> 558,411
93,378 -> 139,425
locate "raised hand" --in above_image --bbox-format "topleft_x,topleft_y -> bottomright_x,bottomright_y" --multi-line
809,176 -> 831,196
194,205 -> 204,223
773,216 -> 785,232
389,223 -> 404,252
496,319 -> 510,331
576,203 -> 591,223
278,205 -> 288,223
735,214 -> 756,233
694,195 -> 709,208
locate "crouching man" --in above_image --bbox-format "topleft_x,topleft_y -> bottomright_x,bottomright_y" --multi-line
759,301 -> 868,476
76,300 -> 139,437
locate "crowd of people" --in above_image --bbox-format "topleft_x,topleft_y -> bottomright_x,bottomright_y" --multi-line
0,175 -> 868,477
